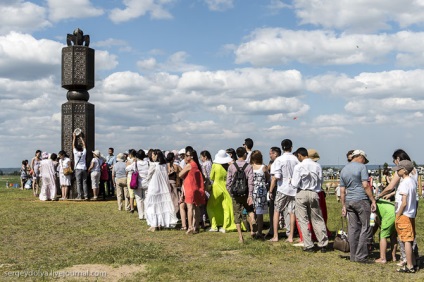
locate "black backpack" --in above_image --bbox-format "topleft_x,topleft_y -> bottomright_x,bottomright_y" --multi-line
231,162 -> 249,197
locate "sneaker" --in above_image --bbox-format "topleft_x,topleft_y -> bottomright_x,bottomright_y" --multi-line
357,258 -> 375,264
321,247 -> 327,253
219,227 -> 226,233
303,247 -> 315,253
209,228 -> 218,232
75,197 -> 82,200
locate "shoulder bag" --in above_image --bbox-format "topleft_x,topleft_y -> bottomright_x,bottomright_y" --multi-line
130,161 -> 139,189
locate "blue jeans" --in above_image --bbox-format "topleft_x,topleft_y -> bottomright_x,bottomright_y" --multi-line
75,169 -> 88,199
346,200 -> 372,262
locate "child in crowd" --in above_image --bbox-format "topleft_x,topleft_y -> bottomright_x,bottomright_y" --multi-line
393,160 -> 417,273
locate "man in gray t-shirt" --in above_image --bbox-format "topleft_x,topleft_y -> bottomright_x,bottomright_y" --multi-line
340,150 -> 376,263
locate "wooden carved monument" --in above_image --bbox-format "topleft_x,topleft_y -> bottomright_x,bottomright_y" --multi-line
61,28 -> 95,198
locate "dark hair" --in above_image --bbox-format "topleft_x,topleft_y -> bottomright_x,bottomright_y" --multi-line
35,150 -> 41,155
109,148 -> 114,153
58,150 -> 68,158
200,150 -> 212,160
244,138 -> 254,150
50,153 -> 58,161
186,148 -> 203,180
226,148 -> 237,161
22,160 -> 26,165
346,150 -> 354,162
154,149 -> 166,165
185,146 -> 194,152
128,149 -> 136,158
166,152 -> 175,165
383,168 -> 390,176
295,147 -> 308,157
281,139 -> 292,151
136,149 -> 146,160
270,147 -> 281,156
250,150 -> 263,165
147,149 -> 154,162
236,147 -> 247,158
392,149 -> 411,161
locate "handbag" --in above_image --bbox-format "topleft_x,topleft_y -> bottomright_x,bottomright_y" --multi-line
130,161 -> 138,189
63,166 -> 73,176
333,216 -> 350,252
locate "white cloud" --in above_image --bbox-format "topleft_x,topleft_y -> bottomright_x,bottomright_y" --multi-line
48,0 -> 103,22
178,68 -> 303,99
267,0 -> 290,12
235,29 -> 424,67
204,0 -> 234,11
0,32 -> 117,79
306,69 -> 424,99
137,51 -> 205,73
0,32 -> 62,80
96,50 -> 119,71
109,0 -> 174,23
293,0 -> 424,32
93,38 -> 132,52
0,1 -> 51,35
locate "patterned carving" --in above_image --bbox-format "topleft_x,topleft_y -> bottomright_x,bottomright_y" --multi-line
61,46 -> 94,95
62,104 -> 72,115
74,50 -> 86,85
62,51 -> 73,86
74,104 -> 86,114
62,114 -> 73,157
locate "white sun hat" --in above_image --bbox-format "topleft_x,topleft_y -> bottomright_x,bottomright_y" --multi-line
213,150 -> 233,164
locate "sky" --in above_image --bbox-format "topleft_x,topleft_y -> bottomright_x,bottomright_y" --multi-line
1,0 -> 424,167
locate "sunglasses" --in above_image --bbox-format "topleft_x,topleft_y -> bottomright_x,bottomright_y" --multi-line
185,154 -> 191,157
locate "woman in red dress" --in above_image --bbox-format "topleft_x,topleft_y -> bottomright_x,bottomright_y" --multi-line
179,148 -> 205,234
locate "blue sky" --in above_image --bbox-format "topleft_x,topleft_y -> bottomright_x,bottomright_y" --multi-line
1,0 -> 424,167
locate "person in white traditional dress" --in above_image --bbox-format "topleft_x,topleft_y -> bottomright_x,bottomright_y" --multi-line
58,150 -> 72,200
39,152 -> 57,201
145,149 -> 178,231
126,149 -> 149,219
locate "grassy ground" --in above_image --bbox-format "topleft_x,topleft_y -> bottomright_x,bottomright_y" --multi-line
1,175 -> 424,281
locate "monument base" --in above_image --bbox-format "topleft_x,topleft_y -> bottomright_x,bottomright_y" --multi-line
61,100 -> 95,199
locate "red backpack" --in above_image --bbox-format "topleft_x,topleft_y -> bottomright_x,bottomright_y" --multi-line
100,163 -> 109,181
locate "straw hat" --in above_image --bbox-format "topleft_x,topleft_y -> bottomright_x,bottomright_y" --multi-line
213,150 -> 233,164
92,150 -> 101,157
307,149 -> 320,162
116,153 -> 125,162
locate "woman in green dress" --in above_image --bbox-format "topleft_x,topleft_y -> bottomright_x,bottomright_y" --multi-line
207,150 -> 237,233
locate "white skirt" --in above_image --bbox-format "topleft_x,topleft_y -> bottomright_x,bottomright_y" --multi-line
59,173 -> 72,186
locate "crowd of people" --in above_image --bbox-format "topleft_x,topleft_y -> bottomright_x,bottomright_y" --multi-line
19,136 -> 420,274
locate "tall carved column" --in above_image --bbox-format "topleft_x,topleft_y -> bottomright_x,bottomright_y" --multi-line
61,28 -> 95,199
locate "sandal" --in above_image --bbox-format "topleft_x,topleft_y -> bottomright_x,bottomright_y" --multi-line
180,226 -> 187,231
186,227 -> 194,235
396,265 -> 415,273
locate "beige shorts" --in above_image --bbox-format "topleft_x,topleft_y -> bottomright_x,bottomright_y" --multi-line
274,192 -> 295,213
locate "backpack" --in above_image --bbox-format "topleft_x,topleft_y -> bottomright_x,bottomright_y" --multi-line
230,162 -> 249,197
100,162 -> 109,181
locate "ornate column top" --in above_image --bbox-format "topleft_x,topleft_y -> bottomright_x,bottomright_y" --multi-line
67,28 -> 90,47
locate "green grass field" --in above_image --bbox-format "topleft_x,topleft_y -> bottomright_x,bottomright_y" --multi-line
1,175 -> 424,281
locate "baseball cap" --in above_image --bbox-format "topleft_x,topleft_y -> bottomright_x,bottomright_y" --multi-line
351,149 -> 369,164
393,160 -> 414,173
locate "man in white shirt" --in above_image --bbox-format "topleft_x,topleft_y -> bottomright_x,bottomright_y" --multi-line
73,132 -> 88,200
243,138 -> 254,164
291,147 -> 328,252
269,139 -> 298,242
